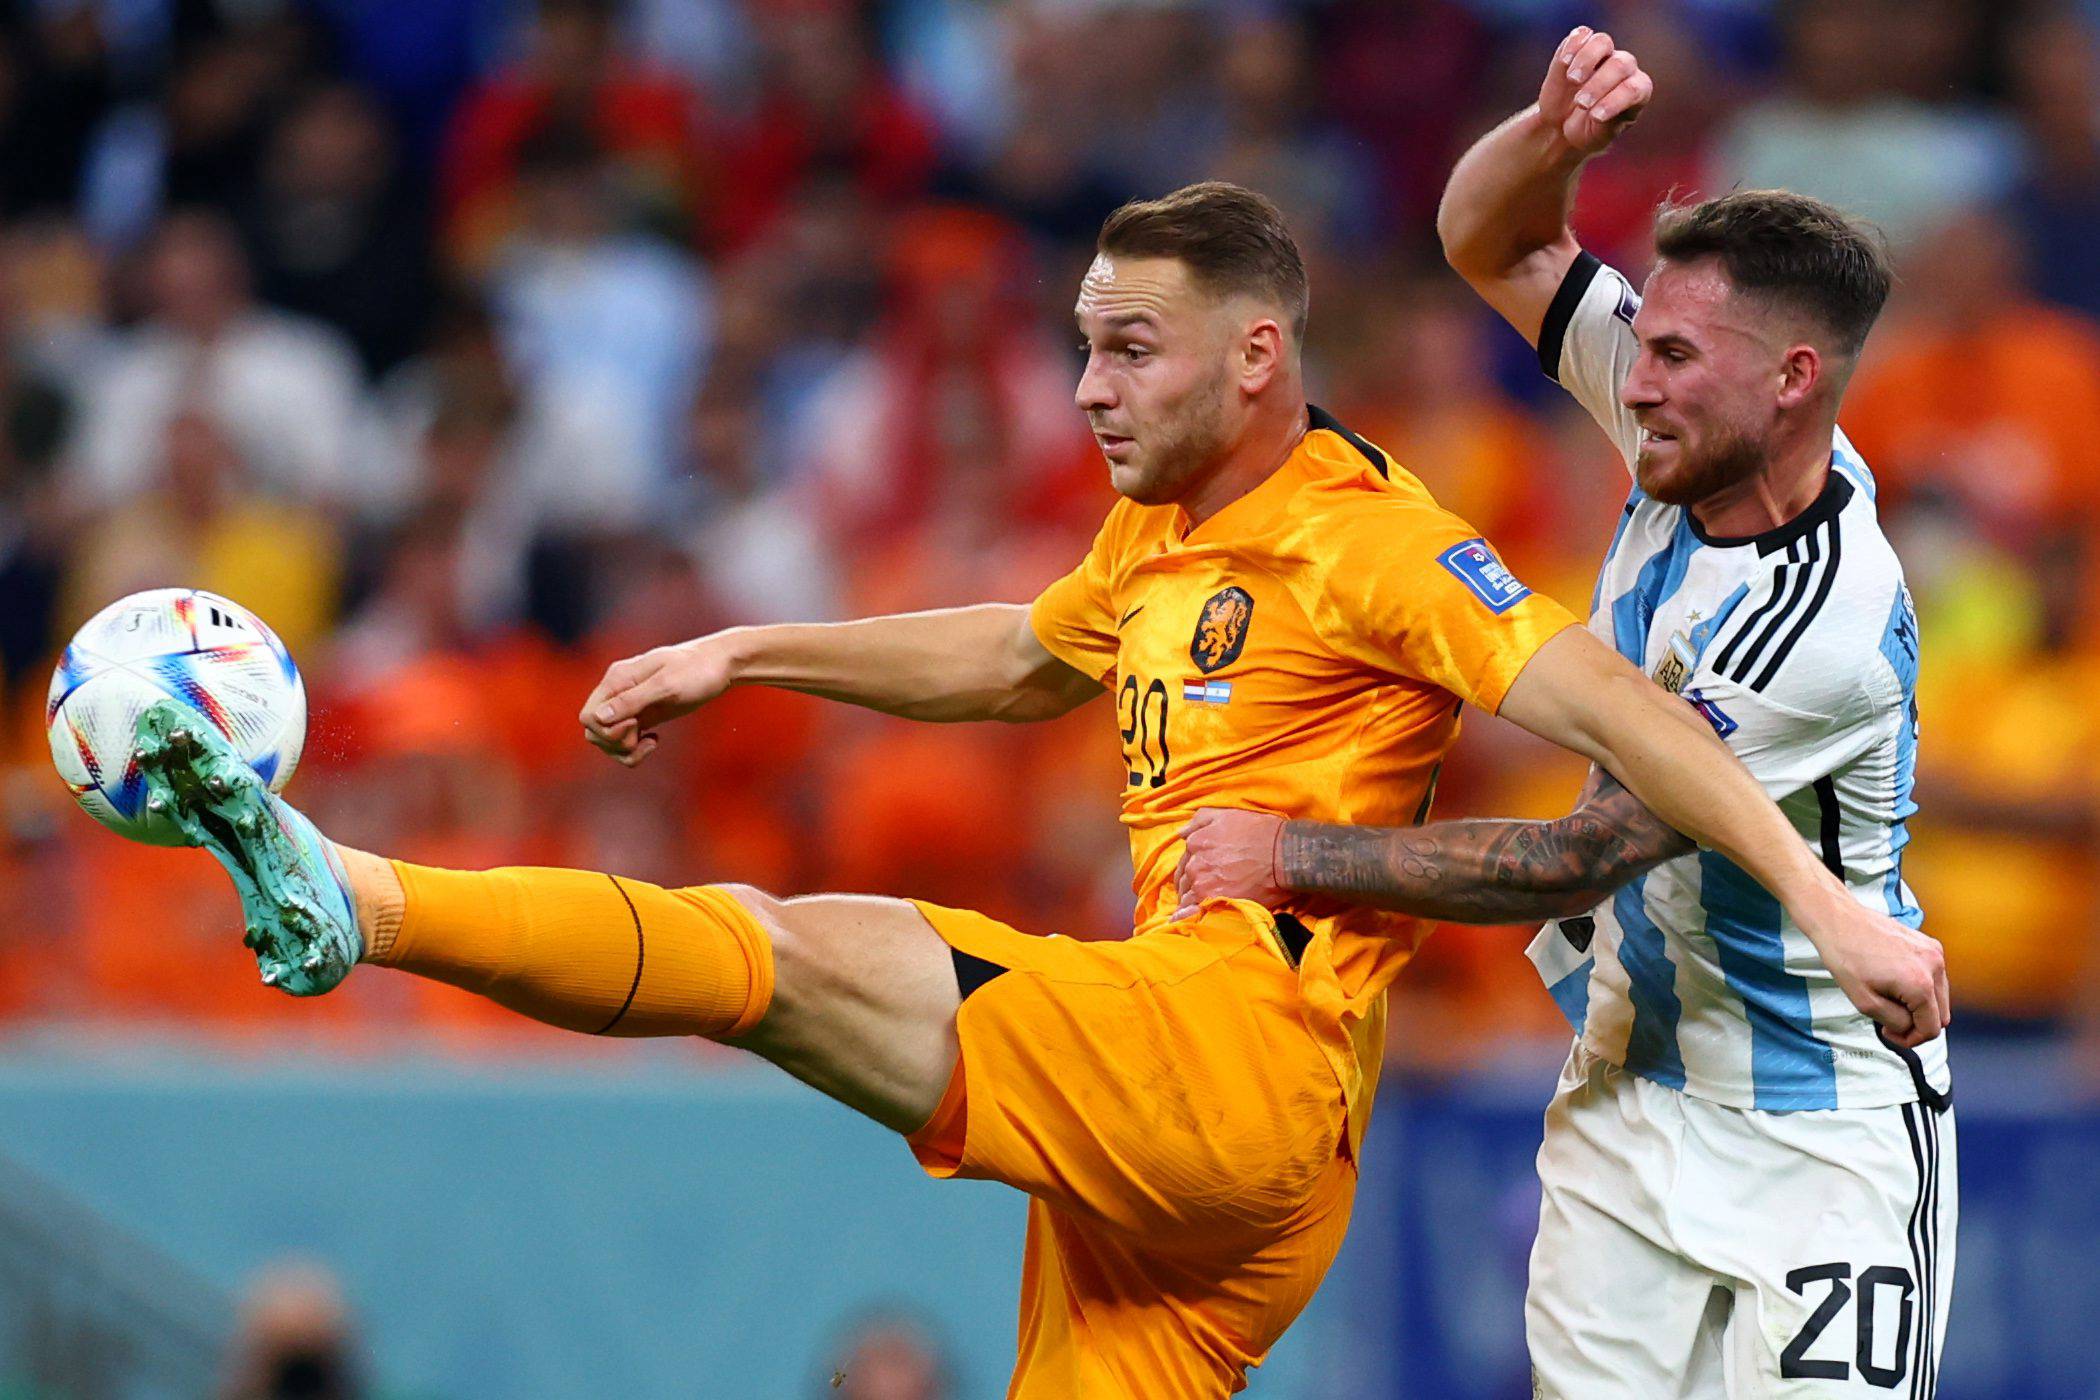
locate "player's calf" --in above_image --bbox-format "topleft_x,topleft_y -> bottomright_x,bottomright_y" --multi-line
364,864 -> 775,1039
134,706 -> 961,1135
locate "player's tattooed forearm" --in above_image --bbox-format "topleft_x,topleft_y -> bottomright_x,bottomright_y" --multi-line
1277,773 -> 1694,923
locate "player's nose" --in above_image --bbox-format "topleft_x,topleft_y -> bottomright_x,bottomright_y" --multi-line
1621,358 -> 1664,411
1075,354 -> 1117,413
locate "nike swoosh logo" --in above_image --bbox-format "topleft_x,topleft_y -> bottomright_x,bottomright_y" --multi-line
1117,605 -> 1145,630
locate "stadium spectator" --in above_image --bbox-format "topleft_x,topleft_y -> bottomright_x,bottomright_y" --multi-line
1843,206 -> 2100,557
1322,269 -> 1576,596
438,0 -> 715,267
820,1309 -> 954,1400
0,319 -> 73,706
8,0 -> 2099,1077
1711,0 -> 2020,245
2008,6 -> 2100,323
301,0 -> 507,167
0,323 -> 72,851
681,371 -> 839,625
0,9 -> 115,221
714,0 -> 938,250
329,510 -> 483,694
70,210 -> 365,512
1208,12 -> 1378,256
782,204 -> 1097,548
238,84 -> 434,379
219,1259 -> 366,1400
64,410 -> 341,660
156,17 -> 328,218
1079,7 -> 1224,196
943,9 -> 1128,249
485,128 -> 712,549
1901,494 -> 2098,1034
1317,0 -> 1493,226
711,175 -> 886,442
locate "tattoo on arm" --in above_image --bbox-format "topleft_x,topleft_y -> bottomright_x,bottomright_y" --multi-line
1277,770 -> 1695,923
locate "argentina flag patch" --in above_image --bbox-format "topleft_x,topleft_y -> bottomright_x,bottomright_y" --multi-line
1437,538 -> 1533,614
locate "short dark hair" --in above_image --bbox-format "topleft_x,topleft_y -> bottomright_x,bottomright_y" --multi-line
1098,181 -> 1309,339
1653,190 -> 1893,356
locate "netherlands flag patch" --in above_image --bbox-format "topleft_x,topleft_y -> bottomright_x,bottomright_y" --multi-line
1181,679 -> 1232,705
1437,538 -> 1533,614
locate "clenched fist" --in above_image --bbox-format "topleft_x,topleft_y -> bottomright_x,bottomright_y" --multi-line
1172,808 -> 1288,920
578,637 -> 739,767
1540,26 -> 1653,155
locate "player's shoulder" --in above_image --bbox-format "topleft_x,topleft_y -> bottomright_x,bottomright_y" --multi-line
1298,408 -> 1473,536
1539,250 -> 1642,381
1287,430 -> 1543,630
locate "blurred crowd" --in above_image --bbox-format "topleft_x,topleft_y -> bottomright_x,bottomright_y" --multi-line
0,0 -> 2096,1064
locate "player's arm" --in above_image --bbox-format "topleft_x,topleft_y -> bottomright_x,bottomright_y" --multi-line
1176,766 -> 1691,924
581,604 -> 1102,766
1495,626 -> 1949,1045
1437,26 -> 1651,343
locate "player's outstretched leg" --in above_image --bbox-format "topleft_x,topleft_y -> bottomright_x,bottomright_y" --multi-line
134,697 -> 961,1132
133,699 -> 362,995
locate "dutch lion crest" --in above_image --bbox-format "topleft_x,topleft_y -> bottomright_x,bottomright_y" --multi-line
1190,586 -> 1253,673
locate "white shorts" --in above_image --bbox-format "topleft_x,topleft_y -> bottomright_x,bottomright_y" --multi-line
1527,1042 -> 1956,1399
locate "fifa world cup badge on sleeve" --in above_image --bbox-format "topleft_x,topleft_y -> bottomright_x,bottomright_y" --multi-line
1437,539 -> 1533,614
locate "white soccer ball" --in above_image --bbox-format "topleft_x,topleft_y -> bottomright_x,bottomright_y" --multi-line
47,588 -> 307,845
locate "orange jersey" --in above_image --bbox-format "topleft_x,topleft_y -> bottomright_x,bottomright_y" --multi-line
1029,408 -> 1578,1138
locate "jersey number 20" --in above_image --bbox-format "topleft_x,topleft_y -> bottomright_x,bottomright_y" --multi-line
1781,1262 -> 1916,1387
1119,675 -> 1170,788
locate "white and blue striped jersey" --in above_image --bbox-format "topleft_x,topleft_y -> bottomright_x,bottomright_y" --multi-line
1524,252 -> 1951,1112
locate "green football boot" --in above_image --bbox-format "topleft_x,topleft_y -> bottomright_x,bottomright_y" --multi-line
132,700 -> 363,995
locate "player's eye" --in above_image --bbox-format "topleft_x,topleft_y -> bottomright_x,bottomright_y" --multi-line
1123,345 -> 1150,363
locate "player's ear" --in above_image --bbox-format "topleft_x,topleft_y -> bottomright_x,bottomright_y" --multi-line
1240,317 -> 1286,394
1774,343 -> 1819,410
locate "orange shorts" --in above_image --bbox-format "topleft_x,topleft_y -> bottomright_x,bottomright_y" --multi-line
906,899 -> 1356,1398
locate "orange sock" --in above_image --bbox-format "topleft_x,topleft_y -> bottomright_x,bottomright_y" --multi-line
371,864 -> 775,1039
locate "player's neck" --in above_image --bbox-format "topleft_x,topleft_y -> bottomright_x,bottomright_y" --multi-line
1177,403 -> 1309,529
1689,423 -> 1834,539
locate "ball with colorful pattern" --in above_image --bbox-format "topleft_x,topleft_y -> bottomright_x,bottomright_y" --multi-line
47,588 -> 306,846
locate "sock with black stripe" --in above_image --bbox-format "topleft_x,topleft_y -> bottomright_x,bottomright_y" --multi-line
355,860 -> 774,1039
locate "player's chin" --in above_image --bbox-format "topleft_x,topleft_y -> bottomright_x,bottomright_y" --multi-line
1634,445 -> 1700,506
1108,456 -> 1167,504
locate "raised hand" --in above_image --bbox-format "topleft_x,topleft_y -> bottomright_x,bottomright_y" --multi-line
578,637 -> 738,767
1539,26 -> 1654,156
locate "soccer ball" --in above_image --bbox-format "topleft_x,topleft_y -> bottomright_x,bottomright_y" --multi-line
47,588 -> 306,846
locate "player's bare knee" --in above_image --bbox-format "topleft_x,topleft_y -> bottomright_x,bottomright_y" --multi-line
712,884 -> 840,1021
749,893 -> 958,1024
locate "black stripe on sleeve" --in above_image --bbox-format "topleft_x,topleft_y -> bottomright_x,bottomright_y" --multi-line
1538,250 -> 1606,383
1749,516 -> 1843,691
594,874 -> 647,1035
